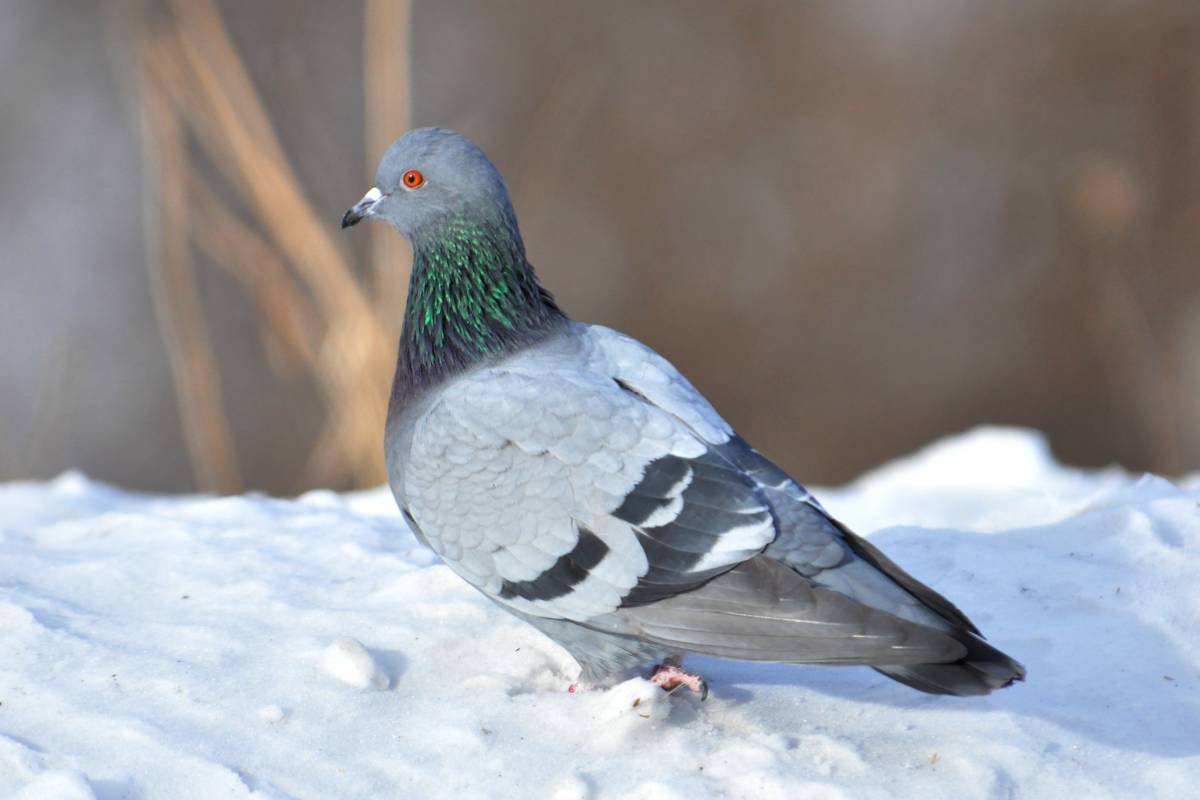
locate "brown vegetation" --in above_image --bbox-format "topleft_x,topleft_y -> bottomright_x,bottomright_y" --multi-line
138,0 -> 409,491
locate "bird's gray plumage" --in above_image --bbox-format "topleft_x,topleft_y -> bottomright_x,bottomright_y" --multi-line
344,127 -> 1026,696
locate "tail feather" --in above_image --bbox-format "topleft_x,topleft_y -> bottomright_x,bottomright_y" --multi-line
874,630 -> 1026,696
802,515 -> 1026,696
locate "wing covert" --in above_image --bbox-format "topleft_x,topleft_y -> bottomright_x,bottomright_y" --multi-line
403,336 -> 776,623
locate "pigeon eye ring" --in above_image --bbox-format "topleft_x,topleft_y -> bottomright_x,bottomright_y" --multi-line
402,169 -> 425,189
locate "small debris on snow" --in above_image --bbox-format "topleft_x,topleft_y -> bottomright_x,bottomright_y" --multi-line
589,678 -> 671,724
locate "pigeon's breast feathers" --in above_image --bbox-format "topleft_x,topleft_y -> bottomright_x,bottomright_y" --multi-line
401,323 -> 777,622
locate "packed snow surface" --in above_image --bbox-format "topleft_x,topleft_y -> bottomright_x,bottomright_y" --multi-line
2,428 -> 1198,799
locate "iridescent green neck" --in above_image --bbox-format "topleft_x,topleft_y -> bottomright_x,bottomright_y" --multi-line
398,213 -> 563,388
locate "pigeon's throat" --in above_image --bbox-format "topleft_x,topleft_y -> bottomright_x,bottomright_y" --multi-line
399,216 -> 562,387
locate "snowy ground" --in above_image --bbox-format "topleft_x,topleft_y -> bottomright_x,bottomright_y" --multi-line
2,427 -> 1198,799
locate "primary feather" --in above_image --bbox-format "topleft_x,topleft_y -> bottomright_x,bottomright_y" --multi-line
346,127 -> 1025,696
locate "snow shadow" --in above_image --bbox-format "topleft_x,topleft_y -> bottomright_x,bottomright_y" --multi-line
369,646 -> 409,688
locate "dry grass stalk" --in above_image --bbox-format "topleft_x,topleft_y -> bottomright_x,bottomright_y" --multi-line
186,172 -> 318,377
365,0 -> 413,331
139,0 -> 413,490
139,39 -> 243,493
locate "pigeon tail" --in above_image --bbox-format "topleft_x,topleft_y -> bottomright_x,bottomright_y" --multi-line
873,631 -> 1026,696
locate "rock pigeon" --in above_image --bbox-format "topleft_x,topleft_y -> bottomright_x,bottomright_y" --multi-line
342,127 -> 1026,697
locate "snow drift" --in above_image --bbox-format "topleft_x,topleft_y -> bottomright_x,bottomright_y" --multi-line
1,428 -> 1197,798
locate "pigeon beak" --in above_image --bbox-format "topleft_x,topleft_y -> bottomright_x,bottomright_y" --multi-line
341,187 -> 385,229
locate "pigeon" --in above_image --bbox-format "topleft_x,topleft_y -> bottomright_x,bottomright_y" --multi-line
341,127 -> 1026,698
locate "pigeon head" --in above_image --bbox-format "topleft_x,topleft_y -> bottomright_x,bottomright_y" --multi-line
343,128 -> 564,387
341,127 -> 516,239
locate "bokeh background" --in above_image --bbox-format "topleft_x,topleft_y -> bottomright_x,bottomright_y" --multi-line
3,0 -> 1199,495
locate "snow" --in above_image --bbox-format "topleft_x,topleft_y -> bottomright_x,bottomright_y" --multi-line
1,427 -> 1197,799
320,638 -> 390,691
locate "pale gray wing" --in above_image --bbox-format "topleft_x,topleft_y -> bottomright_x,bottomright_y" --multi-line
403,347 -> 776,623
584,325 -> 978,662
584,325 -> 940,619
585,322 -> 979,631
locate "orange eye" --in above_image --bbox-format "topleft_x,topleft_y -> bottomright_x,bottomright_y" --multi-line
401,169 -> 425,189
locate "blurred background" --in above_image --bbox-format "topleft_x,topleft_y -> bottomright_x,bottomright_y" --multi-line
3,0 -> 1199,495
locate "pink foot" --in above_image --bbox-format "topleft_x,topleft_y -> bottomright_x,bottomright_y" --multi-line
650,663 -> 709,700
567,682 -> 579,694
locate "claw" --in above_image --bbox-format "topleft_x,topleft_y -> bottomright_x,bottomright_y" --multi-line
650,662 -> 709,700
